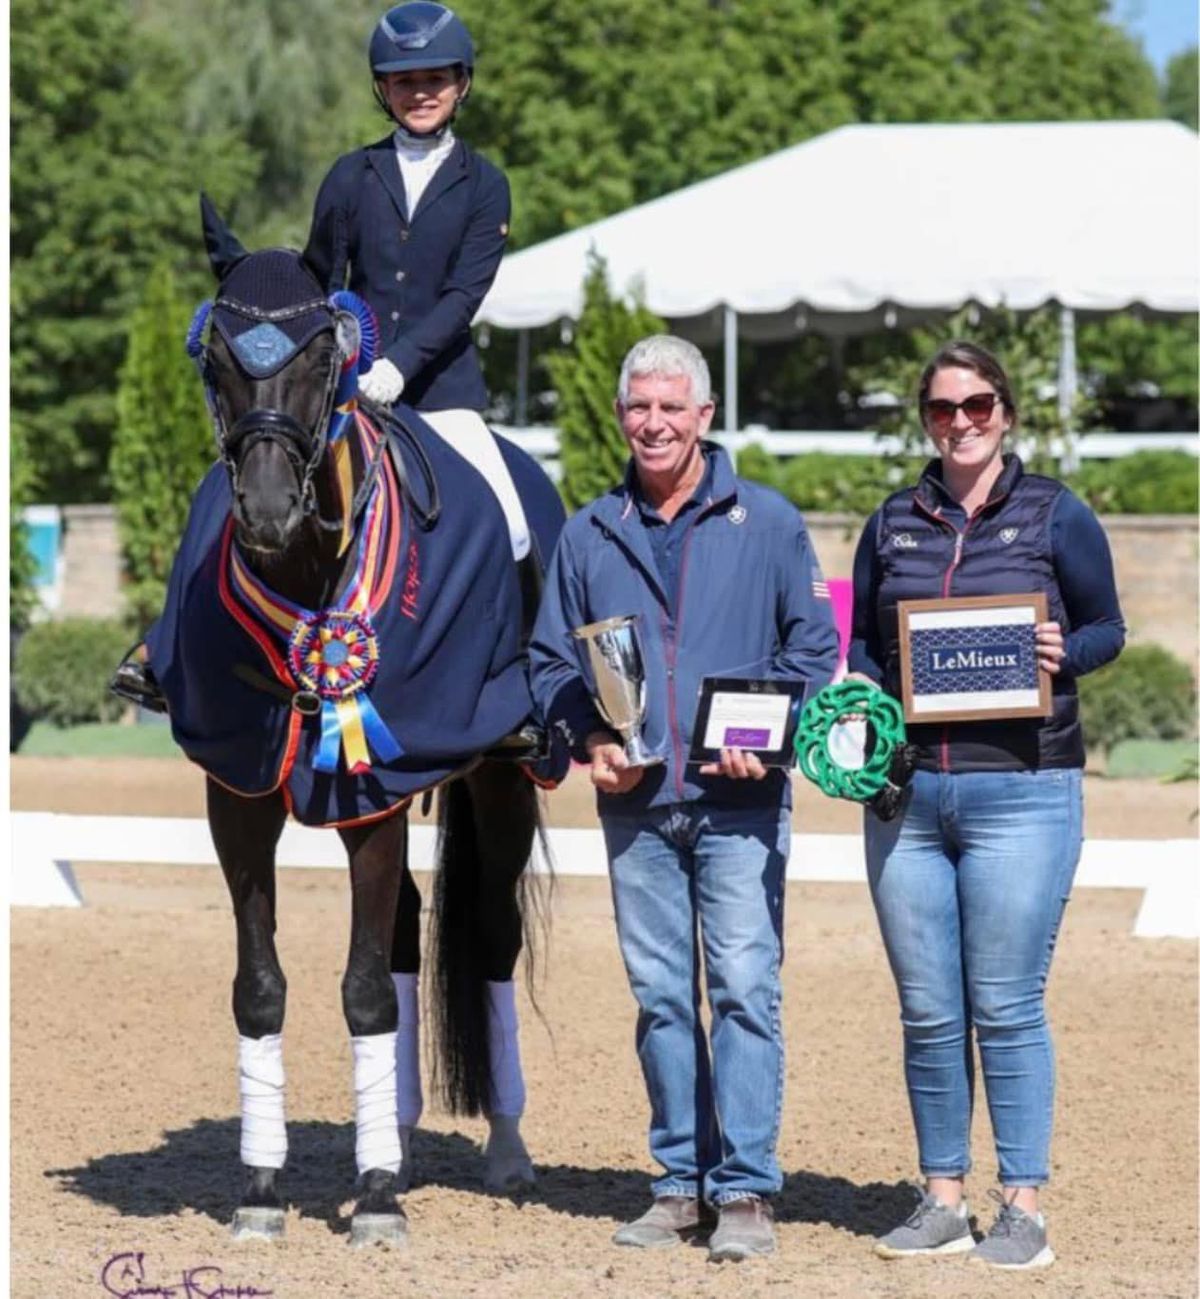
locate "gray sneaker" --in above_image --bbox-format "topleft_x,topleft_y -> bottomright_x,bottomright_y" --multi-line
875,1189 -> 973,1258
969,1193 -> 1055,1270
612,1195 -> 708,1248
708,1196 -> 775,1262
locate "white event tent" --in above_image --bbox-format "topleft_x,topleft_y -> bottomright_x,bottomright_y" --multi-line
478,120 -> 1199,431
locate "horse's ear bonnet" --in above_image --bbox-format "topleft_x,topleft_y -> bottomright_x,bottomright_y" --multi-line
188,194 -> 377,381
211,251 -> 334,379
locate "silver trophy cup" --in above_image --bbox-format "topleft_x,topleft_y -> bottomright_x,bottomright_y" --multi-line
572,615 -> 663,767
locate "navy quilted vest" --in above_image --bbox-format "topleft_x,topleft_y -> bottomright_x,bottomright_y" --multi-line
871,455 -> 1083,772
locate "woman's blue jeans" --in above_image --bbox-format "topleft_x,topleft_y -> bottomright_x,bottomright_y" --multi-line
865,767 -> 1082,1186
601,802 -> 789,1206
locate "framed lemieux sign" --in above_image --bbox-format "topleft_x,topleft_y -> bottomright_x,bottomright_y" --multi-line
897,593 -> 1052,724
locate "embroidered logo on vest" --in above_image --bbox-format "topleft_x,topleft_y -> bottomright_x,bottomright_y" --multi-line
728,505 -> 747,525
892,532 -> 918,549
1000,527 -> 1019,544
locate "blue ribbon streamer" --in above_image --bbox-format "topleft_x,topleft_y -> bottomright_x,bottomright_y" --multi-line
328,408 -> 354,444
315,700 -> 344,774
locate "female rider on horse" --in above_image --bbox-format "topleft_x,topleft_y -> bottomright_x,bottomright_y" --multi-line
303,2 -> 536,1186
304,1 -> 530,566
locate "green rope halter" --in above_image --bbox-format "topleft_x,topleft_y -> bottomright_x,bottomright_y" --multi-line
794,681 -> 907,803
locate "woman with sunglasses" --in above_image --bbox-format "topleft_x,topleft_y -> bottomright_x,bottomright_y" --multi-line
847,340 -> 1124,1270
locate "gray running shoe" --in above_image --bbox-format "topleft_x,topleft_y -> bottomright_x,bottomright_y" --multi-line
874,1190 -> 973,1258
709,1196 -> 776,1262
969,1192 -> 1055,1270
612,1195 -> 708,1248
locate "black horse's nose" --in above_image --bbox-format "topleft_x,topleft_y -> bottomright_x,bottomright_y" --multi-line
234,488 -> 303,553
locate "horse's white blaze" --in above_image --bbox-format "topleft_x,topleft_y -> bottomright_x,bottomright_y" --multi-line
485,980 -> 526,1118
352,1033 -> 402,1176
391,973 -> 423,1128
238,1033 -> 287,1169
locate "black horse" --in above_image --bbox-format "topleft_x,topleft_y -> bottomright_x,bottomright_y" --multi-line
116,199 -> 565,1246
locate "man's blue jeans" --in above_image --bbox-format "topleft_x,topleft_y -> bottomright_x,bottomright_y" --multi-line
602,802 -> 789,1206
865,768 -> 1083,1186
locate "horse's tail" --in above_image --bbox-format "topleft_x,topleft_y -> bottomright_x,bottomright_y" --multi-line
427,770 -> 550,1116
428,780 -> 489,1115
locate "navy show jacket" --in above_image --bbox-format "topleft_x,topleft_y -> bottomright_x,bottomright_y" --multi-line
305,135 -> 510,412
530,445 -> 840,816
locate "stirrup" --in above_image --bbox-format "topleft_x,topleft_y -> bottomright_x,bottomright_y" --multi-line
109,646 -> 168,715
482,724 -> 548,764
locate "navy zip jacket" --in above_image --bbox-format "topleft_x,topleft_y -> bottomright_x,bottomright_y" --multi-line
849,454 -> 1125,773
530,444 -> 840,815
305,135 -> 509,412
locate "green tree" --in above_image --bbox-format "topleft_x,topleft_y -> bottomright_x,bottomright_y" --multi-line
11,0 -> 254,504
544,254 -> 664,510
1077,315 -> 1200,415
834,0 -> 988,123
445,0 -> 853,248
111,264 -> 216,629
949,0 -> 1160,120
1162,46 -> 1199,130
141,0 -> 378,246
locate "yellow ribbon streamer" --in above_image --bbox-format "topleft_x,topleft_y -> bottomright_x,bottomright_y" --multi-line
336,696 -> 371,772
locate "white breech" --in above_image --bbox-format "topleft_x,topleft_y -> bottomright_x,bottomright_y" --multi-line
238,1034 -> 287,1169
419,409 -> 531,561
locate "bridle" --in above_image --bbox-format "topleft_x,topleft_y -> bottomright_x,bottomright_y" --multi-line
188,276 -> 384,539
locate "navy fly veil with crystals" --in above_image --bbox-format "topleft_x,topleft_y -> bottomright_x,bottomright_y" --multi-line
209,251 -> 338,375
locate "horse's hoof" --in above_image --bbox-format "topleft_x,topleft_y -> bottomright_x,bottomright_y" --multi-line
232,1167 -> 285,1240
350,1168 -> 407,1247
484,1115 -> 536,1194
350,1211 -> 409,1249
231,1206 -> 286,1241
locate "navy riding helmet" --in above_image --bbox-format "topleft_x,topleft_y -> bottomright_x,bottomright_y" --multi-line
369,3 -> 475,77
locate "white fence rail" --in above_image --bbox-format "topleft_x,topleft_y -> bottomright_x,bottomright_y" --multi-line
10,812 -> 1196,939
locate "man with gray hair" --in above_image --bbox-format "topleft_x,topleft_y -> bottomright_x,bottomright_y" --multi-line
531,335 -> 839,1261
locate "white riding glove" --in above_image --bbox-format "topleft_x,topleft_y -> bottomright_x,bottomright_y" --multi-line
360,359 -> 405,405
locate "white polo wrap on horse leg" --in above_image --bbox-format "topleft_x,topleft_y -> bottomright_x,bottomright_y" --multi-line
486,979 -> 526,1117
419,410 -> 532,561
391,972 -> 422,1128
352,1033 -> 402,1175
238,1034 -> 287,1169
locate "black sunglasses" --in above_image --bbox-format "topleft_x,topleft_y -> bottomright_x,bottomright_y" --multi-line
922,392 -> 1003,430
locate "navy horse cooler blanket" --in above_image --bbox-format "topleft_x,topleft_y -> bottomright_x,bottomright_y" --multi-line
148,414 -> 566,826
